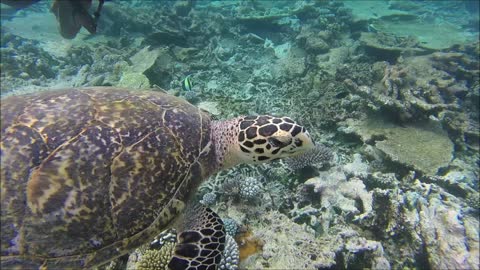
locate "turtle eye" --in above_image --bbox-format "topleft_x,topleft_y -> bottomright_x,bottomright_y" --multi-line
294,138 -> 303,147
268,137 -> 291,148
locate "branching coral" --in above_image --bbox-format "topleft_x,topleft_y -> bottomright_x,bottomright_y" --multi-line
127,230 -> 177,270
222,218 -> 240,237
200,192 -> 217,206
299,162 -> 373,223
284,143 -> 333,171
127,227 -> 240,270
211,170 -> 265,204
219,235 -> 240,270
239,176 -> 263,201
348,52 -> 472,124
135,242 -> 175,270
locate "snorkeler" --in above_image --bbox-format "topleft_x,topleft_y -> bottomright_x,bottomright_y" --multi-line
1,0 -> 106,39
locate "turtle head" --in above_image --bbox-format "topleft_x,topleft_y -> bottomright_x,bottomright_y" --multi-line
212,115 -> 314,170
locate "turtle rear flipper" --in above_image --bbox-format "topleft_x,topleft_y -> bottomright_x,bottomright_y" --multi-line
169,205 -> 226,270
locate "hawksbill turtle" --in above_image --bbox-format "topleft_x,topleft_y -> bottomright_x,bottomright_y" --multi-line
0,87 -> 314,269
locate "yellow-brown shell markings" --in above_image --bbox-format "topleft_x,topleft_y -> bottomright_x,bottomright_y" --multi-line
1,87 -> 214,268
2,90 -> 99,258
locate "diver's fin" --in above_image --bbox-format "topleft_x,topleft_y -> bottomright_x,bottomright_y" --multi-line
168,205 -> 226,270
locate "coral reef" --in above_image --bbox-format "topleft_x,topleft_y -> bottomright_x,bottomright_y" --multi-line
200,192 -> 217,206
343,48 -> 479,153
126,230 -> 176,268
222,218 -> 239,237
134,244 -> 175,270
284,143 -> 333,171
126,235 -> 176,270
0,33 -> 60,94
239,176 -> 263,201
219,235 -> 240,270
235,227 -> 264,263
339,117 -> 454,175
197,101 -> 221,116
418,195 -> 479,269
368,179 -> 479,269
346,1 -> 476,50
117,72 -> 150,89
126,227 -> 241,270
205,171 -> 267,205
1,1 -> 478,269
295,163 -> 373,231
239,210 -> 388,269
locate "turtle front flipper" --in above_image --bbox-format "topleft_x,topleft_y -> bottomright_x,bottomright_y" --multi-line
169,205 -> 226,270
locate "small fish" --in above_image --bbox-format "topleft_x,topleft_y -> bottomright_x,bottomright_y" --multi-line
367,23 -> 378,33
182,75 -> 193,92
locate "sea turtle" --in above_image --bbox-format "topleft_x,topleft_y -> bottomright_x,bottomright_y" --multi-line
0,87 -> 314,269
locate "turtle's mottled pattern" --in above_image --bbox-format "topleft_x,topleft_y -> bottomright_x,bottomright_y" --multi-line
236,115 -> 310,162
1,87 -> 315,269
169,206 -> 226,270
1,88 -> 214,268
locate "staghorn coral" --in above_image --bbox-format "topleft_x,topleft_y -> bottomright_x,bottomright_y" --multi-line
284,143 -> 333,171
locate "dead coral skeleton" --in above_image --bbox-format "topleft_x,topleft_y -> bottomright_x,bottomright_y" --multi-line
380,62 -> 408,98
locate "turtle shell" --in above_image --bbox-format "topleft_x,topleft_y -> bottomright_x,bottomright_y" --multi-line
0,87 -> 215,268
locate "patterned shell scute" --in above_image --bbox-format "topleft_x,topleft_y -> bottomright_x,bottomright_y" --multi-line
0,87 -> 212,264
24,124 -> 122,257
1,94 -> 32,136
16,90 -> 95,149
81,89 -> 167,146
1,125 -> 49,255
109,126 -> 189,239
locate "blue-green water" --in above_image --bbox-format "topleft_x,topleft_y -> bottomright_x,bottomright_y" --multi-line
1,1 -> 479,269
